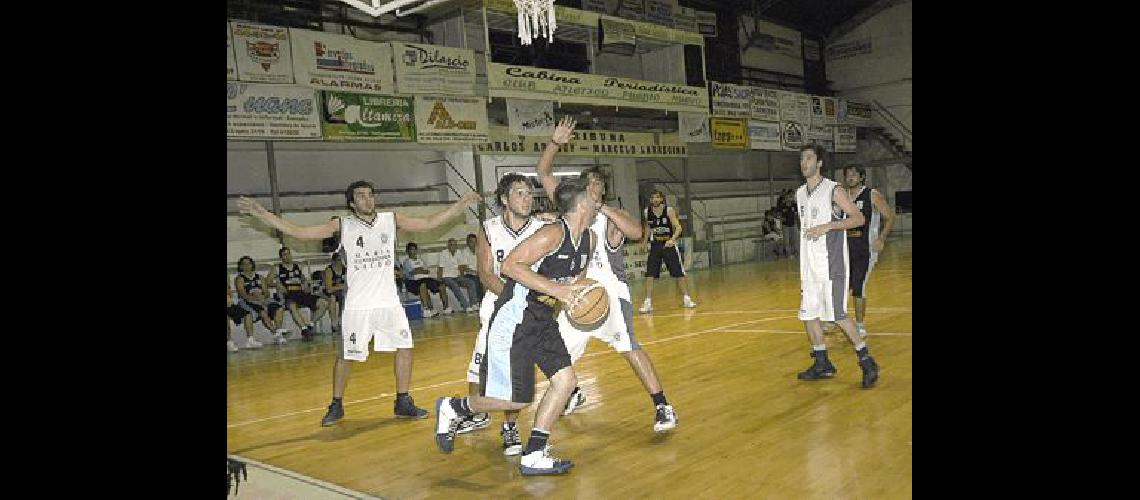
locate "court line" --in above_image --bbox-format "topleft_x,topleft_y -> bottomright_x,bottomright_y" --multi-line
716,329 -> 912,336
228,454 -> 382,499
227,315 -> 797,429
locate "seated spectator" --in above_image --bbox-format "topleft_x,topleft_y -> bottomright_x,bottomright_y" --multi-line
436,238 -> 479,313
459,233 -> 484,303
268,247 -> 330,341
400,242 -> 445,317
228,283 -> 244,352
233,256 -> 283,347
322,252 -> 347,334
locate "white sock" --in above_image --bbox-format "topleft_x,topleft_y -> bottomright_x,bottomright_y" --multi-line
812,344 -> 827,351
854,342 -> 866,351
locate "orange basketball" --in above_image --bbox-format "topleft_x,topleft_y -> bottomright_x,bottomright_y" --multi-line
565,278 -> 609,331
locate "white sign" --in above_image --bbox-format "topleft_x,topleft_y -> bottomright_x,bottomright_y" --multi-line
392,42 -> 477,95
289,29 -> 396,94
506,98 -> 555,136
750,88 -> 781,122
782,121 -> 806,150
710,81 -> 752,118
227,82 -> 320,139
834,125 -> 856,153
748,121 -> 782,151
678,112 -> 710,142
807,123 -> 835,151
230,21 -> 294,83
227,23 -> 237,81
414,95 -> 489,144
779,90 -> 811,125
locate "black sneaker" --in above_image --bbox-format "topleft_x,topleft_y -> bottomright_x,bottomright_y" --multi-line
394,396 -> 429,419
301,326 -> 314,341
797,351 -> 837,380
501,422 -> 522,456
859,355 -> 880,388
320,401 -> 344,426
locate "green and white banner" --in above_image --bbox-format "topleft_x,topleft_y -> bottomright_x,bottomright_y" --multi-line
392,42 -> 477,95
227,82 -> 320,139
487,63 -> 709,113
289,28 -> 396,94
320,92 -> 415,141
413,95 -> 489,144
230,21 -> 294,83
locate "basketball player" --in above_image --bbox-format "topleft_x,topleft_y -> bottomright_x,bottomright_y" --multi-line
434,178 -> 597,476
638,190 -> 697,312
794,145 -> 880,388
322,252 -> 347,334
534,117 -> 679,433
269,247 -> 330,341
237,185 -> 480,424
453,173 -> 551,456
842,164 -> 895,339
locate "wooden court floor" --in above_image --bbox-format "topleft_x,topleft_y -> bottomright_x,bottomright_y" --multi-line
227,237 -> 912,499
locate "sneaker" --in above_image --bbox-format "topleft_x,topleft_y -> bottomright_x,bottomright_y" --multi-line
501,422 -> 522,456
456,412 -> 490,434
243,337 -> 263,349
519,445 -> 574,476
653,404 -> 678,432
442,307 -> 454,315
859,355 -> 880,389
433,397 -> 463,453
275,334 -> 288,345
639,300 -> 653,313
228,340 -> 239,352
682,296 -> 697,308
562,387 -> 586,416
320,401 -> 344,427
797,351 -> 837,380
394,396 -> 429,419
422,308 -> 438,318
301,325 -> 314,341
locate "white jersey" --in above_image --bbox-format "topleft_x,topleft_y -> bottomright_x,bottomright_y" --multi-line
338,212 -> 400,310
584,212 -> 630,291
795,178 -> 849,283
481,214 -> 547,310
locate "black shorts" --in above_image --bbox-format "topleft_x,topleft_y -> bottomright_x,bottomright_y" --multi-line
480,304 -> 572,404
227,304 -> 247,325
239,300 -> 283,322
646,242 -> 686,278
405,278 -> 442,295
283,291 -> 323,310
848,242 -> 874,298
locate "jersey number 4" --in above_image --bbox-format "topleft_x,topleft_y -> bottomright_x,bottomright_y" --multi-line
356,236 -> 364,248
349,332 -> 357,344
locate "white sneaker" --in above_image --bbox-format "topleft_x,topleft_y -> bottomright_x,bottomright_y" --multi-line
244,337 -> 263,349
433,397 -> 462,453
422,308 -> 438,318
275,334 -> 288,345
639,300 -> 653,313
442,307 -> 454,315
682,296 -> 697,308
654,404 -> 678,432
562,387 -> 586,416
519,445 -> 574,475
455,412 -> 490,434
501,422 -> 522,456
227,340 -> 239,352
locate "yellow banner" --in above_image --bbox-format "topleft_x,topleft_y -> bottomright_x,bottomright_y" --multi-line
484,0 -> 703,46
476,127 -> 688,157
711,118 -> 748,149
487,63 -> 709,113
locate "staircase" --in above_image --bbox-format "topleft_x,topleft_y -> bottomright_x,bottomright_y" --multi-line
858,100 -> 912,170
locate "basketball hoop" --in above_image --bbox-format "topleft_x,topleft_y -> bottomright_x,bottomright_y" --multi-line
513,0 -> 557,45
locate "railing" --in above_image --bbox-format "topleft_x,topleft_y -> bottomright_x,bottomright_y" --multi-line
871,99 -> 911,151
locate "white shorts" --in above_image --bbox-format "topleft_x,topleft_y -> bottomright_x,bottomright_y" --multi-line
799,279 -> 848,322
466,296 -> 496,383
556,280 -> 638,364
339,306 -> 413,361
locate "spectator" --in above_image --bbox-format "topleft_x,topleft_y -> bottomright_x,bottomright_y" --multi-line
322,252 -> 347,334
459,233 -> 484,303
436,238 -> 479,313
232,256 -> 282,347
268,247 -> 330,341
400,242 -> 445,317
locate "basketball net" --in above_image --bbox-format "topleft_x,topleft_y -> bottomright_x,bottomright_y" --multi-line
513,0 -> 557,45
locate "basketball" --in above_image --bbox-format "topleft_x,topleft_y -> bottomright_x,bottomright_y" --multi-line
565,278 -> 609,331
